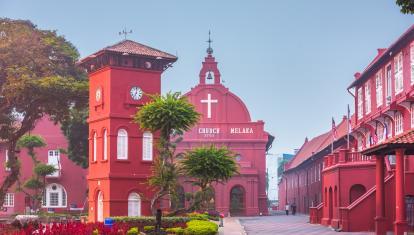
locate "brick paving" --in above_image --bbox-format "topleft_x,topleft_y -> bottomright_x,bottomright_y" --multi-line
239,214 -> 374,235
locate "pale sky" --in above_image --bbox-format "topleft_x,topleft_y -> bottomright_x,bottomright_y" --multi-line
0,0 -> 413,154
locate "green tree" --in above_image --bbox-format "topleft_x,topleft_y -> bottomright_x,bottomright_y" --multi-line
396,0 -> 414,14
180,145 -> 239,211
0,18 -> 88,206
60,107 -> 89,168
16,135 -> 56,212
133,92 -> 200,214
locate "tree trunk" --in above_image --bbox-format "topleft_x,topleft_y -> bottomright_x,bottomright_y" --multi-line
0,141 -> 19,208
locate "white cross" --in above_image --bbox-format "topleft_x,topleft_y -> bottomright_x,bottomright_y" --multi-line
200,93 -> 218,119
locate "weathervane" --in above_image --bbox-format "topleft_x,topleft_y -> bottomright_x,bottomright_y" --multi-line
119,28 -> 133,39
206,30 -> 213,55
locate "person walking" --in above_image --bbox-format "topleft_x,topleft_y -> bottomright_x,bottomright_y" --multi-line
285,203 -> 290,215
291,202 -> 296,215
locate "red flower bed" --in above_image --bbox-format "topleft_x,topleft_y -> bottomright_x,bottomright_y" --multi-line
0,222 -> 132,235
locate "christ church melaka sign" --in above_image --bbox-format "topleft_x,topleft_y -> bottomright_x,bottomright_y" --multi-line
198,127 -> 254,138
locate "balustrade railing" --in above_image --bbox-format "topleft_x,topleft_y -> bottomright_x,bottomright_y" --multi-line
324,150 -> 373,169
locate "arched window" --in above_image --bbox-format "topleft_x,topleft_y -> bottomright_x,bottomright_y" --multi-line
103,129 -> 108,161
334,186 -> 338,207
117,129 -> 128,160
97,191 -> 103,222
93,132 -> 97,162
142,132 -> 153,161
43,184 -> 67,208
128,192 -> 141,216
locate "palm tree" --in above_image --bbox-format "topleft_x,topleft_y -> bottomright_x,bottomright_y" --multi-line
133,92 -> 199,214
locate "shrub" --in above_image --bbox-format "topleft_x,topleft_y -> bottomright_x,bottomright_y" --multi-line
166,227 -> 185,235
112,216 -> 189,231
184,220 -> 218,235
127,227 -> 139,235
186,212 -> 209,221
144,225 -> 155,232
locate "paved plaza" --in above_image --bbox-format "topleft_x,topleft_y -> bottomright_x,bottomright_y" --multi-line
238,214 -> 374,235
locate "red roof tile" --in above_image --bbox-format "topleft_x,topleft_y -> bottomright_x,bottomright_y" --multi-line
103,40 -> 177,60
387,130 -> 414,144
362,130 -> 414,155
286,117 -> 349,170
79,40 -> 177,63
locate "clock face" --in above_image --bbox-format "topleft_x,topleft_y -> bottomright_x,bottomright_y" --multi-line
95,88 -> 101,102
130,86 -> 143,100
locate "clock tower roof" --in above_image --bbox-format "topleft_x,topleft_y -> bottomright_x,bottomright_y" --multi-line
78,39 -> 177,73
102,40 -> 177,60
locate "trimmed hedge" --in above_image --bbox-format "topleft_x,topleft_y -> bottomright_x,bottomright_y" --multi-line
113,216 -> 189,231
166,227 -> 185,235
184,220 -> 218,235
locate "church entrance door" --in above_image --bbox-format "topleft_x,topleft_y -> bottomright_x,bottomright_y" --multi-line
230,186 -> 245,216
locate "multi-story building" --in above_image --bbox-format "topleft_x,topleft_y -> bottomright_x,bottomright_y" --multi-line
344,24 -> 414,235
0,117 -> 87,216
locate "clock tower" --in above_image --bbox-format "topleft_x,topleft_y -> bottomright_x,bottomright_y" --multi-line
78,40 -> 177,222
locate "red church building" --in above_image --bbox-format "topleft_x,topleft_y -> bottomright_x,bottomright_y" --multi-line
79,40 -> 177,222
279,24 -> 414,235
0,117 -> 87,216
176,42 -> 273,216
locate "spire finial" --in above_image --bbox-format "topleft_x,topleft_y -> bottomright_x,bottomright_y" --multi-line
206,30 -> 213,55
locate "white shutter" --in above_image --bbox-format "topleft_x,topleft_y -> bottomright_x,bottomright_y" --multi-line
93,132 -> 97,162
117,129 -> 128,160
103,130 -> 108,160
411,45 -> 414,84
128,193 -> 141,216
48,150 -> 60,177
143,132 -> 153,161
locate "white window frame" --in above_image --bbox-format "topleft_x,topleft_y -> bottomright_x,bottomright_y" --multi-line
411,105 -> 414,128
376,71 -> 383,107
378,124 -> 385,143
93,132 -> 97,162
47,150 -> 60,177
386,118 -> 393,138
365,82 -> 371,114
103,129 -> 108,161
411,44 -> 414,85
43,184 -> 67,208
395,112 -> 403,135
5,149 -> 10,171
142,132 -> 153,161
386,64 -> 392,105
128,192 -> 141,217
117,129 -> 128,160
358,88 -> 363,119
3,193 -> 14,207
394,53 -> 404,94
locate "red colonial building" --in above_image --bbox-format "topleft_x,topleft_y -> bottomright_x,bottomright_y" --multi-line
280,24 -> 414,235
176,43 -> 273,216
346,24 -> 414,235
78,40 -> 177,222
0,117 -> 87,216
278,117 -> 366,216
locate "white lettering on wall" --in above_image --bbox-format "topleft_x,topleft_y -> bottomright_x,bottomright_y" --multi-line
230,128 -> 254,134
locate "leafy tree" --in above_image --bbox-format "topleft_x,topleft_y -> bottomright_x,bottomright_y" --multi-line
180,145 -> 239,211
133,92 -> 200,214
396,0 -> 414,14
60,107 -> 89,168
0,18 -> 88,206
16,135 -> 56,212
